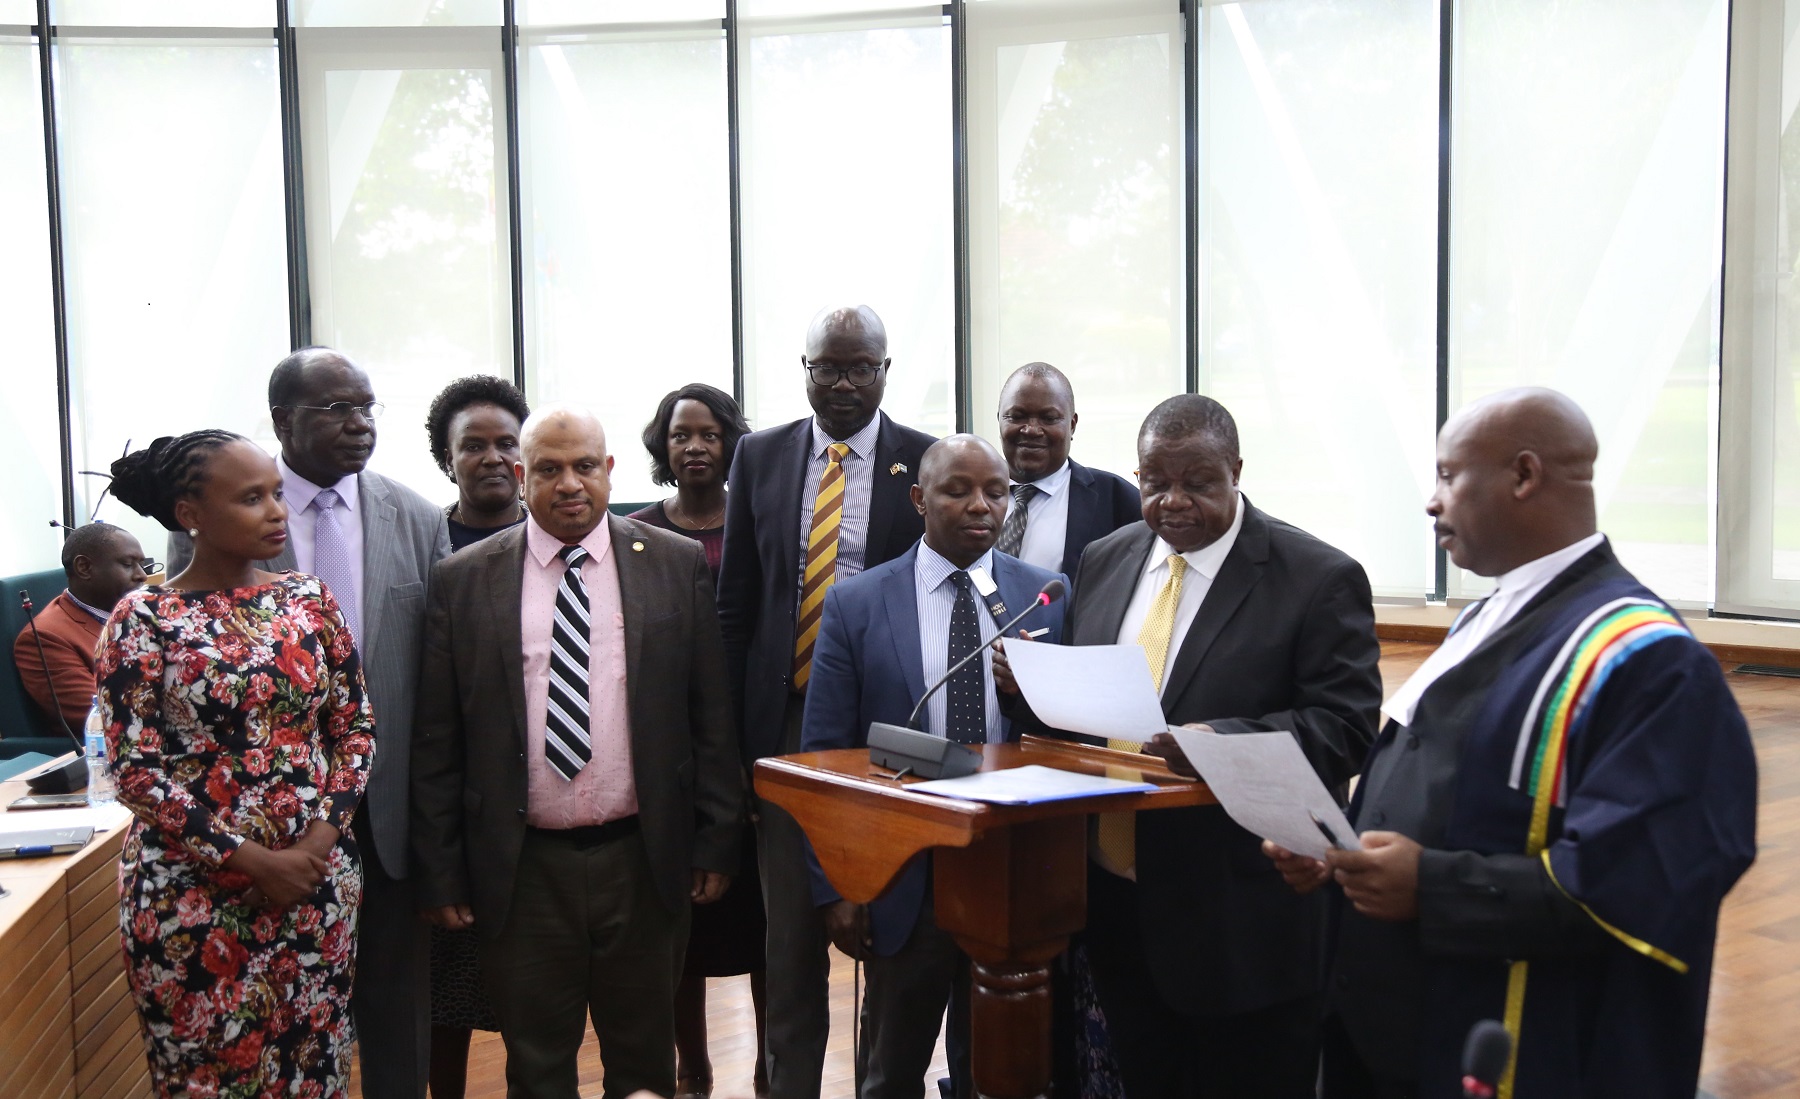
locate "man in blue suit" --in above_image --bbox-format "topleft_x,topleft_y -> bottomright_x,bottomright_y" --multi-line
801,435 -> 1067,1099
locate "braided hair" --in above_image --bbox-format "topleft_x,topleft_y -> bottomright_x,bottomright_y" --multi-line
109,430 -> 250,532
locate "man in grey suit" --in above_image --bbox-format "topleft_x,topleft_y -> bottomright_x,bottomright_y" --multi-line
411,404 -> 743,1099
167,347 -> 451,1098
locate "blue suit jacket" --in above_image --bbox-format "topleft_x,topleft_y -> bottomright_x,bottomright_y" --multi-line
799,542 -> 1067,955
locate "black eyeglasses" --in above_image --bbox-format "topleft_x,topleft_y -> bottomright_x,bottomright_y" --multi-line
138,559 -> 163,576
290,401 -> 385,421
804,361 -> 886,388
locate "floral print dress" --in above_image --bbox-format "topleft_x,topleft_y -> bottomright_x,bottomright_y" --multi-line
97,575 -> 375,1099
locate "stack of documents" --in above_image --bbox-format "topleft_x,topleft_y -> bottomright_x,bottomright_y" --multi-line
1005,640 -> 1360,860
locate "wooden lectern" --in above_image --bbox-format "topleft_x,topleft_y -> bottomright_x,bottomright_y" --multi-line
754,735 -> 1214,1099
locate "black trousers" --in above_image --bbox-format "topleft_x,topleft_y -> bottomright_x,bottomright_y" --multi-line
481,827 -> 689,1099
1320,1013 -> 1419,1099
1084,867 -> 1321,1099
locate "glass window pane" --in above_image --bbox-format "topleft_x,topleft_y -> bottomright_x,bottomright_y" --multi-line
518,27 -> 731,506
56,37 -> 290,555
739,12 -> 954,436
1,1 -> 35,23
0,39 -> 63,574
299,30 -> 511,503
1196,0 -> 1441,598
744,1 -> 944,18
967,0 -> 1184,485
52,1 -> 274,27
1774,1 -> 1800,586
1450,0 -> 1727,604
292,0 -> 501,28
520,0 -> 722,25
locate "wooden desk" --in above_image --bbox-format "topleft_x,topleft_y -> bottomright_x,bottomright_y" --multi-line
0,777 -> 150,1099
755,736 -> 1214,1099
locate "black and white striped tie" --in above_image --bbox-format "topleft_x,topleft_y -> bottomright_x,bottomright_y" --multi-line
545,544 -> 592,781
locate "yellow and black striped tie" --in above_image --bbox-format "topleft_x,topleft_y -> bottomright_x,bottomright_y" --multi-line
793,443 -> 851,691
1096,555 -> 1188,877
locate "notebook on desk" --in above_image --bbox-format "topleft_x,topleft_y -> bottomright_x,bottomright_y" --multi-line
0,823 -> 94,860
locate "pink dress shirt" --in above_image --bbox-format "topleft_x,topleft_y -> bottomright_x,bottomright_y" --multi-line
520,517 -> 638,828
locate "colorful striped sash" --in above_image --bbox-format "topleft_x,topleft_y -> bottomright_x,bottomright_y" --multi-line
1496,597 -> 1691,1098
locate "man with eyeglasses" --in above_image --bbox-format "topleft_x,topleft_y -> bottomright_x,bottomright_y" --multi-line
14,521 -> 150,729
717,305 -> 936,1099
167,346 -> 452,1099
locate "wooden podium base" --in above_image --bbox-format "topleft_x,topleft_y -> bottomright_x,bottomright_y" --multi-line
755,736 -> 1211,1099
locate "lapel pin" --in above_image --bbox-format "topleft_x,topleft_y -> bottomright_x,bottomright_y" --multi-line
889,462 -> 908,476
631,541 -> 644,552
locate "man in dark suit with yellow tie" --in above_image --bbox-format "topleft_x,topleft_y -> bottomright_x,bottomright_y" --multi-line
1011,394 -> 1382,1098
411,405 -> 743,1099
717,305 -> 937,1099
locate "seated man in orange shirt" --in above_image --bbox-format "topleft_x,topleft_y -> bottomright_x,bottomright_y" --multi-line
13,522 -> 150,727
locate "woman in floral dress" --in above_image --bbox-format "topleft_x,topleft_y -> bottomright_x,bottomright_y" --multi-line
99,429 -> 375,1099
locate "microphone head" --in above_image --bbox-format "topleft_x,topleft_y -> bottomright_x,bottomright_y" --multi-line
1461,1019 -> 1511,1085
1038,579 -> 1066,606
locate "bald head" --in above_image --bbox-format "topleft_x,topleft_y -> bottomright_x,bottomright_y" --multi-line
519,403 -> 614,543
521,403 -> 607,460
919,434 -> 1006,487
1429,387 -> 1599,577
806,305 -> 888,358
913,435 -> 1010,568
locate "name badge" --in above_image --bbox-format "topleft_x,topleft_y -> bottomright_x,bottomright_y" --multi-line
968,567 -> 999,598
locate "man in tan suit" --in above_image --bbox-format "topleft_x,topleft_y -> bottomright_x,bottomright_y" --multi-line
411,404 -> 744,1099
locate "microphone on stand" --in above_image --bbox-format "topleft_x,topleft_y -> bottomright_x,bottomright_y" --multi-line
1461,1019 -> 1511,1099
867,579 -> 1066,780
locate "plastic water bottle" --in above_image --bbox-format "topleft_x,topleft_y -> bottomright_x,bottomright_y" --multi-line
85,696 -> 116,807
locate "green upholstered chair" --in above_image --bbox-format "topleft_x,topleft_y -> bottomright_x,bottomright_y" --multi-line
0,568 -> 87,760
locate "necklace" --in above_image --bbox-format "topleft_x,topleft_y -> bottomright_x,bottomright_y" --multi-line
669,496 -> 726,530
453,501 -> 525,528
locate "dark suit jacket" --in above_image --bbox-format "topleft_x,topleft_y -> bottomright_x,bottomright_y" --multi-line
1017,499 -> 1381,1016
13,591 -> 104,727
168,468 -> 451,875
1054,459 -> 1143,581
800,544 -> 1067,955
717,412 -> 937,765
410,514 -> 744,934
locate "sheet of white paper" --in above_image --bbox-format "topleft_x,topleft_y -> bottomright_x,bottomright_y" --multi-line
1005,642 -> 1166,743
0,803 -> 129,837
1166,728 -> 1361,860
908,765 -> 1157,805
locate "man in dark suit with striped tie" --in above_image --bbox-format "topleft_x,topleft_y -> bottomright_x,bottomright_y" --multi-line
412,404 -> 743,1099
718,305 -> 937,1099
993,362 -> 1142,583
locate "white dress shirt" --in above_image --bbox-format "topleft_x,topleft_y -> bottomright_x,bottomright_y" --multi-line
1011,460 -> 1074,574
796,415 -> 882,588
915,543 -> 1003,743
1381,532 -> 1607,727
1114,493 -> 1246,697
277,454 -> 363,607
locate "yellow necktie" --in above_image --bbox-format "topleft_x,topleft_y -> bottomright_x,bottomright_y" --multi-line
1096,555 -> 1188,877
792,443 -> 851,691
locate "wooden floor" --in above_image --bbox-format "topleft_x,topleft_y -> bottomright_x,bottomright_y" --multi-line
356,642 -> 1798,1099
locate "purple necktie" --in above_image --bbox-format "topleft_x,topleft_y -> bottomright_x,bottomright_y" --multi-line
312,488 -> 361,645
